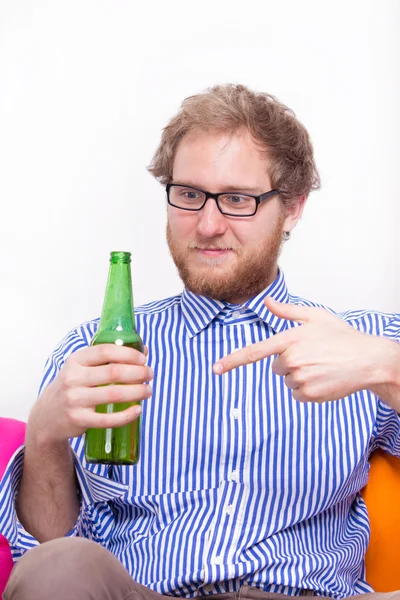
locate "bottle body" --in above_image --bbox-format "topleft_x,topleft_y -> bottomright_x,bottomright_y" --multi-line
84,252 -> 144,465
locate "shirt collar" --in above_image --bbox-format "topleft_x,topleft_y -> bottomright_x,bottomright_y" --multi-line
181,268 -> 291,338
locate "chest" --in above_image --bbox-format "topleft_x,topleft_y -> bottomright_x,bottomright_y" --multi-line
117,320 -> 378,503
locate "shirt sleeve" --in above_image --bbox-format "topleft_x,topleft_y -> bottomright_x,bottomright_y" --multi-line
370,315 -> 400,458
0,323 -> 129,560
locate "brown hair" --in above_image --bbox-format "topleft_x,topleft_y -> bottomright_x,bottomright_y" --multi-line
148,84 -> 320,208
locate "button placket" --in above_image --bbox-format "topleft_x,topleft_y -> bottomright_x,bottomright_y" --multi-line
229,470 -> 238,482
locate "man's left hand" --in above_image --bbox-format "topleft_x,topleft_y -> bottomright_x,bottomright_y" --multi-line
213,297 -> 396,404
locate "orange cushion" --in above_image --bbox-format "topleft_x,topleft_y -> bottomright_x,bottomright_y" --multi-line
362,449 -> 400,591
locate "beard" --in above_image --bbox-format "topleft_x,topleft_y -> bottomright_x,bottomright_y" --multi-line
166,214 -> 286,303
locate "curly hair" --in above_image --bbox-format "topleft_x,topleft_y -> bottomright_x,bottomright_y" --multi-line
148,84 -> 320,208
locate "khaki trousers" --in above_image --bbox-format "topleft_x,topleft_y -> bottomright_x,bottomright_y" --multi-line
3,538 -> 400,600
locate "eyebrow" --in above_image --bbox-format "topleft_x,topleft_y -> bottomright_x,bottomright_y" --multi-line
172,181 -> 264,194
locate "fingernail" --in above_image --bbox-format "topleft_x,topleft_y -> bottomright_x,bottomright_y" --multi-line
145,385 -> 152,395
213,363 -> 223,374
138,354 -> 146,364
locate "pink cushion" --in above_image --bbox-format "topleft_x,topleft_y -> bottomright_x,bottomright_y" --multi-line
0,543 -> 14,594
0,418 -> 26,594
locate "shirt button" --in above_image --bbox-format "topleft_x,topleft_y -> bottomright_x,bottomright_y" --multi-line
213,556 -> 222,564
232,408 -> 239,419
230,470 -> 238,482
232,310 -> 242,319
226,504 -> 234,515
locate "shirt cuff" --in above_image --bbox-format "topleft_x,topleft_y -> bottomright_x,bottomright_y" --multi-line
72,448 -> 129,505
0,442 -> 129,551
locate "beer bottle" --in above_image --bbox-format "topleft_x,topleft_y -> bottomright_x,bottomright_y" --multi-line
85,251 -> 144,465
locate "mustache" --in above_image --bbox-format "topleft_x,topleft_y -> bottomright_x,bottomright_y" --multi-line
188,242 -> 238,251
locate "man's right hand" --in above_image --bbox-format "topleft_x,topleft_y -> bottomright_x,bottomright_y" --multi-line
28,344 -> 153,445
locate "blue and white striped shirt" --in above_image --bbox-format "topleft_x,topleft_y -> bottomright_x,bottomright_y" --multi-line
1,269 -> 400,598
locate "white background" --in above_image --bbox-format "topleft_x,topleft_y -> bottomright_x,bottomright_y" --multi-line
0,0 -> 399,420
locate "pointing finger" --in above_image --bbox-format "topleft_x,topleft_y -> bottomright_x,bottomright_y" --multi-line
213,329 -> 294,374
264,297 -> 327,324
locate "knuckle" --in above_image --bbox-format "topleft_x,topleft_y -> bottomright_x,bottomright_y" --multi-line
131,384 -> 150,402
247,348 -> 260,363
109,363 -> 123,382
130,366 -> 144,382
285,352 -> 298,370
98,344 -> 112,362
105,385 -> 123,403
65,353 -> 77,367
96,414 -> 110,427
285,359 -> 296,371
60,368 -> 79,389
141,383 -> 152,397
68,409 -> 83,428
138,367 -> 153,382
100,406 -> 139,428
292,389 -> 305,403
133,349 -> 145,363
302,385 -> 318,402
117,408 -> 137,426
64,387 -> 80,407
291,371 -> 303,386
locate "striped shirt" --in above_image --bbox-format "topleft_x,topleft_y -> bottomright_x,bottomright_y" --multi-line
1,269 -> 400,599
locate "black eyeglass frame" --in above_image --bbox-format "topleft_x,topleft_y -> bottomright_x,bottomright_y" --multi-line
166,183 -> 281,217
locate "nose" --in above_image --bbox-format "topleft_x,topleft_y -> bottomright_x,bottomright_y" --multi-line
196,198 -> 228,238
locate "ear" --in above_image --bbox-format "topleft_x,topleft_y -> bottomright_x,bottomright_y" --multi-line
282,195 -> 307,233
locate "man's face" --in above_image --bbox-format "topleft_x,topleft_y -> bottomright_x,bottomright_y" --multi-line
167,129 -> 300,304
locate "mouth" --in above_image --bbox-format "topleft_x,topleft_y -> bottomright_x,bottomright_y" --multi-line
196,248 -> 233,257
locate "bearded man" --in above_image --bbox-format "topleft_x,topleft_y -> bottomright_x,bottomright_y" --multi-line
1,84 -> 399,600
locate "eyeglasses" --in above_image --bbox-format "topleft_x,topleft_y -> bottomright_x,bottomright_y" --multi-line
166,183 -> 281,217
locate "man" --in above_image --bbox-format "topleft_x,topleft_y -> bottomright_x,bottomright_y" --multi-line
1,84 -> 399,600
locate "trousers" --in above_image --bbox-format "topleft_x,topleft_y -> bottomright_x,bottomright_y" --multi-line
3,538 -> 400,600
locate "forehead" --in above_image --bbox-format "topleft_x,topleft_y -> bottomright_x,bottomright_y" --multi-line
172,129 -> 272,191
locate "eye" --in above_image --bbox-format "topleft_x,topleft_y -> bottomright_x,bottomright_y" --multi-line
175,187 -> 203,200
227,195 -> 246,204
225,195 -> 253,207
182,191 -> 201,199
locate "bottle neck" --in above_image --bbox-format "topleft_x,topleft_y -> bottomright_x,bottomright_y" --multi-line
99,262 -> 136,332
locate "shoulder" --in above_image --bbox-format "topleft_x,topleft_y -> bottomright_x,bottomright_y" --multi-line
42,321 -> 100,373
56,294 -> 183,352
135,294 -> 183,317
288,293 -> 399,336
39,294 -> 184,392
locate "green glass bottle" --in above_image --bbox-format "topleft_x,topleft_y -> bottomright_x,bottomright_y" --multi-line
85,251 -> 144,465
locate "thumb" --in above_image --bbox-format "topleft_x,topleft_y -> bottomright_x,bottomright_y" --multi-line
264,296 -> 317,324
